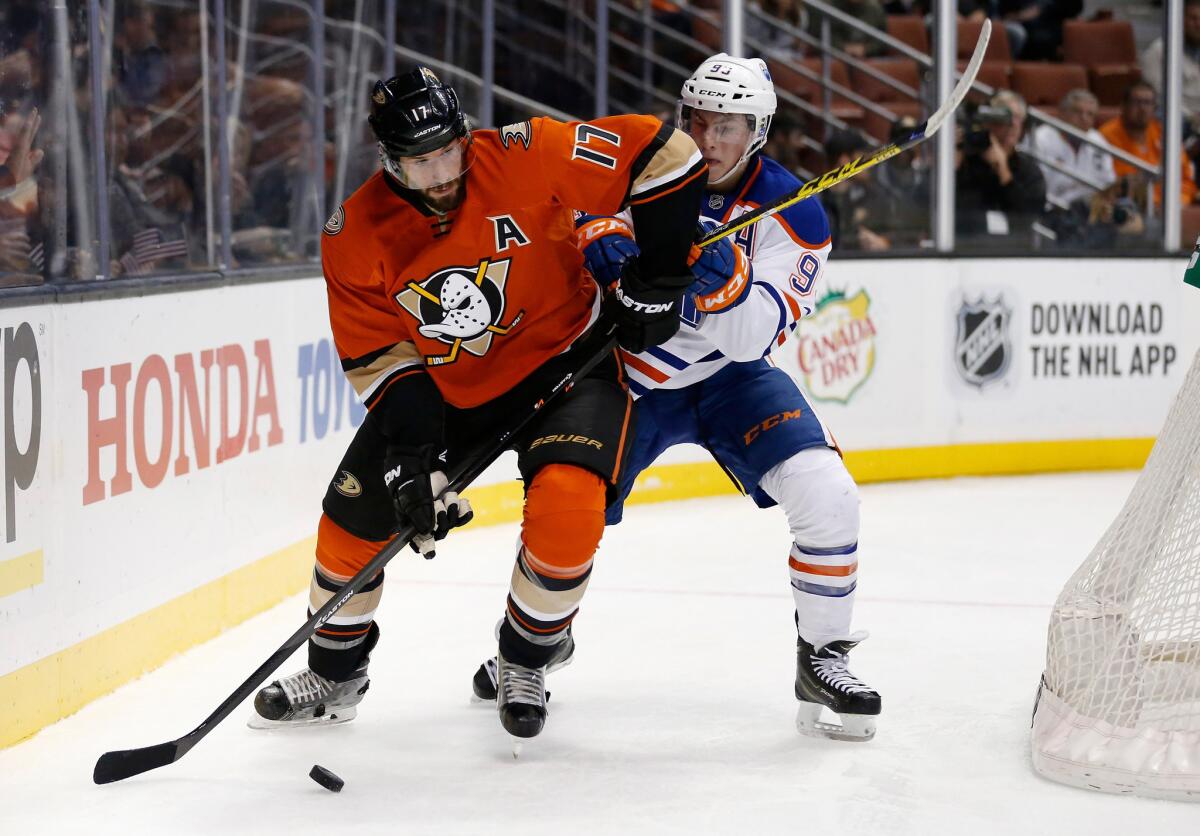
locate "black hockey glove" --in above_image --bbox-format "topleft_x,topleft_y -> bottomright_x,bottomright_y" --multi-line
383,442 -> 473,559
603,260 -> 688,354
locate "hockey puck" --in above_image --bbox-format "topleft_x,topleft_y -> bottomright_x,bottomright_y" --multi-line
309,764 -> 344,793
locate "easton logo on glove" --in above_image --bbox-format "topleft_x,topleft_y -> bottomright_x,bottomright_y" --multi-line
614,285 -> 673,314
383,465 -> 405,486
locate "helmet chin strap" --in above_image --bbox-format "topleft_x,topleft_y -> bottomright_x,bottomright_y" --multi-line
708,155 -> 751,189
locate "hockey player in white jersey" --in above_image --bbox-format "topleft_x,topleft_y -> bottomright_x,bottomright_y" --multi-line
474,54 -> 881,741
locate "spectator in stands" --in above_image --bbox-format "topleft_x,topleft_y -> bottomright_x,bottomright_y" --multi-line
115,2 -> 168,107
955,90 -> 1047,241
1032,90 -> 1144,248
1099,80 -> 1198,207
761,111 -> 809,175
106,106 -> 193,277
822,129 -> 895,251
808,0 -> 888,59
959,1 -> 1029,59
0,106 -> 43,283
1031,89 -> 1115,208
1140,0 -> 1200,170
876,115 -> 932,247
1001,0 -> 1082,61
748,0 -> 806,60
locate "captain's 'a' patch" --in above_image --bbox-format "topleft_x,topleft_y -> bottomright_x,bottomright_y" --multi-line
499,121 -> 532,150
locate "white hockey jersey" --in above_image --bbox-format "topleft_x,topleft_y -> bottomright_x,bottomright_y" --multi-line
621,154 -> 832,397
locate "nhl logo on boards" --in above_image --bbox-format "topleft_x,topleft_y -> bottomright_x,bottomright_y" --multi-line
955,297 -> 1012,387
395,258 -> 525,366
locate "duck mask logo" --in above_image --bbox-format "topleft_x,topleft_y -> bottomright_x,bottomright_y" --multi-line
396,258 -> 526,366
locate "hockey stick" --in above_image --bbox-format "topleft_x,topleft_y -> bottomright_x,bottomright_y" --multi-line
93,26 -> 990,783
696,19 -> 992,248
93,325 -> 618,785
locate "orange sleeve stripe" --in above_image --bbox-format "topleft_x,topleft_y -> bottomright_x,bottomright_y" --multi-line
627,163 -> 707,205
612,389 -> 633,483
788,558 -> 858,577
621,351 -> 670,383
782,291 -> 802,320
776,222 -> 832,251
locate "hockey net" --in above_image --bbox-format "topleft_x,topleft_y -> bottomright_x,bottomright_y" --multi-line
1031,348 -> 1200,801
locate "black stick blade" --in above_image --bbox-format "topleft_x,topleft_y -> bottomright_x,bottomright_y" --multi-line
93,742 -> 181,784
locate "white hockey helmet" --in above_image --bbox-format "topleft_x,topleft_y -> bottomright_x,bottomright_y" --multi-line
677,54 -> 777,170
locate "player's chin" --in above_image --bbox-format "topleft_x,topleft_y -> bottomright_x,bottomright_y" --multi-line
703,160 -> 733,185
421,178 -> 465,212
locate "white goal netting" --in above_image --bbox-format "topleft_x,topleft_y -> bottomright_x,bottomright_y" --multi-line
1031,349 -> 1200,802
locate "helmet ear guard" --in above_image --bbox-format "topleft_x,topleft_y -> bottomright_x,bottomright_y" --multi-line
677,53 -> 778,172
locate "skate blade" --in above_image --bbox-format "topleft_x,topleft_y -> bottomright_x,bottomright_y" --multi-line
795,703 -> 876,742
511,738 -> 524,759
246,705 -> 358,730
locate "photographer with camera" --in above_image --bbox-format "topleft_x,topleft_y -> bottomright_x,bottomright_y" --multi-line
955,90 -> 1047,244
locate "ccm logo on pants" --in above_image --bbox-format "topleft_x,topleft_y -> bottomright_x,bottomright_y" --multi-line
744,409 -> 803,446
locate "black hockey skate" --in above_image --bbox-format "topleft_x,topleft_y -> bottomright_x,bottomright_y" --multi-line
794,633 -> 881,742
496,653 -> 553,743
249,658 -> 370,729
472,628 -> 575,702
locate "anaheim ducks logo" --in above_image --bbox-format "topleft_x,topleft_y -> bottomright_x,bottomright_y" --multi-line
499,121 -> 532,150
395,258 -> 525,366
323,205 -> 345,235
333,470 -> 362,497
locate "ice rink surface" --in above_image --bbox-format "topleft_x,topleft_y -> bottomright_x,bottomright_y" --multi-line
3,470 -> 1196,835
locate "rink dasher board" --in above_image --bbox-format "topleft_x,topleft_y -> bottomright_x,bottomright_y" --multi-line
0,257 -> 1196,748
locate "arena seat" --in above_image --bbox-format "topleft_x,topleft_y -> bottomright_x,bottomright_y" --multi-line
1061,20 -> 1142,106
886,15 -> 928,56
854,58 -> 925,141
1011,62 -> 1089,117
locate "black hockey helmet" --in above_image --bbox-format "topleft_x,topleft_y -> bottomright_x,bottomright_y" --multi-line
368,66 -> 469,160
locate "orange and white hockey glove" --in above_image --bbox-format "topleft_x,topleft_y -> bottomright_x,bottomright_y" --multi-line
688,222 -> 752,313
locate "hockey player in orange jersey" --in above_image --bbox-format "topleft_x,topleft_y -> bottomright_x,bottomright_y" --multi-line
249,66 -> 707,741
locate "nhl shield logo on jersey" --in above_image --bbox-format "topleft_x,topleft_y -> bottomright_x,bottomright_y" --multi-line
499,121 -> 532,150
955,297 -> 1012,387
794,289 -> 878,403
396,258 -> 526,366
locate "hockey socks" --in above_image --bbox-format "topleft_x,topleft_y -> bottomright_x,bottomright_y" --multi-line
502,464 -> 605,668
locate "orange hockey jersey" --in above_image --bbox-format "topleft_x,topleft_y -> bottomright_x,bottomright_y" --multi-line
322,115 -> 705,409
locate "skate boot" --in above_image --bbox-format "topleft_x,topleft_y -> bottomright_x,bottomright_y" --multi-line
794,632 -> 881,742
248,657 -> 370,729
472,626 -> 575,702
496,651 -> 563,747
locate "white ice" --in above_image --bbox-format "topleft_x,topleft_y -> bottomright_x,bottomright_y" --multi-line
3,471 -> 1196,835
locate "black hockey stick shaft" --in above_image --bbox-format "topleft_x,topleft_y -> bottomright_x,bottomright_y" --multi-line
697,20 -> 992,249
93,325 -> 618,785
